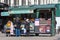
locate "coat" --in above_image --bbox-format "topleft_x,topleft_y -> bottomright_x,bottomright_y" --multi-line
10,21 -> 14,35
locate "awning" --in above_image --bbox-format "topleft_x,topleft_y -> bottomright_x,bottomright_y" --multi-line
9,6 -> 35,14
55,4 -> 60,17
1,9 -> 34,16
10,10 -> 34,14
8,4 -> 56,15
9,6 -> 35,10
30,4 -> 56,9
9,4 -> 56,10
1,12 -> 10,16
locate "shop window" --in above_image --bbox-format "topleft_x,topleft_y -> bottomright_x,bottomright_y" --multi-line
22,0 -> 26,6
9,0 -> 11,6
34,0 -> 38,5
39,13 -> 52,20
14,0 -> 19,6
38,0 -> 40,5
4,0 -> 8,4
4,0 -> 11,6
38,10 -> 52,33
28,0 -> 32,5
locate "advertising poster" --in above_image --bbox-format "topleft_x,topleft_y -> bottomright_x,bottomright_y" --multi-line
35,18 -> 40,26
46,25 -> 51,33
34,18 -> 40,33
39,25 -> 51,33
39,25 -> 46,33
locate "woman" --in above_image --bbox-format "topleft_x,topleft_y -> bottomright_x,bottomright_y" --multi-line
6,20 -> 14,36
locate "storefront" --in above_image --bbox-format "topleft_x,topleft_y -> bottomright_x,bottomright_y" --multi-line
32,5 -> 56,36
1,4 -> 56,36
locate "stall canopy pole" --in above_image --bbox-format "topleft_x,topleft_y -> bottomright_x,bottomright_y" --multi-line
51,10 -> 55,36
36,10 -> 39,18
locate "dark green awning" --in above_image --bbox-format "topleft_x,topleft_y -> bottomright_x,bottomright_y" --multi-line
55,4 -> 60,17
9,4 -> 56,10
31,4 -> 56,9
8,4 -> 56,14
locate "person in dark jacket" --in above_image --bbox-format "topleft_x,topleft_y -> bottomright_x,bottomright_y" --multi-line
25,18 -> 30,36
14,17 -> 21,37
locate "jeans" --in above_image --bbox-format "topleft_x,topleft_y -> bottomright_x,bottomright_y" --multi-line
15,28 -> 20,37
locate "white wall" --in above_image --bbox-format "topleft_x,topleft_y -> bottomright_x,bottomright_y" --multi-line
11,0 -> 14,6
31,0 -> 34,5
40,0 -> 43,5
44,0 -> 46,4
26,0 -> 28,5
52,0 -> 58,4
37,0 -> 38,5
34,0 -> 38,5
19,0 -> 22,6
0,0 -> 59,6
1,0 -> 4,3
56,17 -> 60,29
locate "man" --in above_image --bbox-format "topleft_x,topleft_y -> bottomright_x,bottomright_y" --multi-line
15,17 -> 21,37
25,19 -> 30,36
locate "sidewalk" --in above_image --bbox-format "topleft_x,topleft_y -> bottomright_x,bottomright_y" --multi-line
0,32 -> 6,37
0,32 -> 60,40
